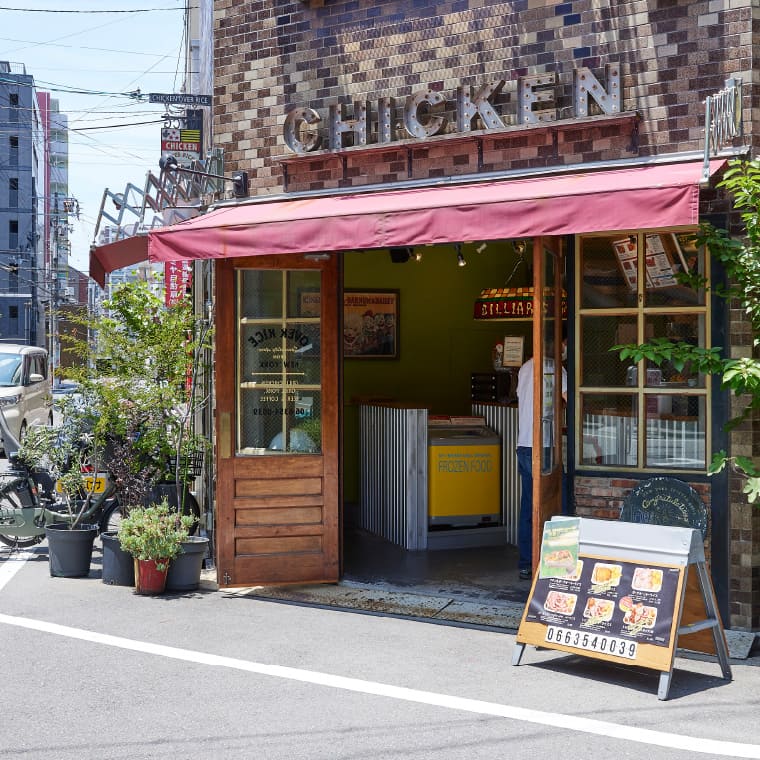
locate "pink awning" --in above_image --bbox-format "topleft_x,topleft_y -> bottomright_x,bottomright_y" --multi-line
90,159 -> 726,285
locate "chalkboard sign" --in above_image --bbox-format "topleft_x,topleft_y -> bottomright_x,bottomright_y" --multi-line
619,477 -> 708,540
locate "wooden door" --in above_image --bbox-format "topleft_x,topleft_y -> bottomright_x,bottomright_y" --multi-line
215,254 -> 340,587
531,237 -> 566,568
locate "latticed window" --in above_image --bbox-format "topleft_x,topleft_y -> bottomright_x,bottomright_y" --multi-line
236,269 -> 323,455
576,230 -> 709,471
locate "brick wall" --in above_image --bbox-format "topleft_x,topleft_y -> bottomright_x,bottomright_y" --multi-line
214,0 -> 754,191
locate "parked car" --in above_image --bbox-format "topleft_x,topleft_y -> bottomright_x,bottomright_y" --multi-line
0,344 -> 52,453
52,380 -> 80,408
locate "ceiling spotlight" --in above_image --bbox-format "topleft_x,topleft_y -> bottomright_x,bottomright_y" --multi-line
410,249 -> 423,262
456,244 -> 467,267
513,240 -> 526,255
389,247 -> 412,263
476,242 -> 487,254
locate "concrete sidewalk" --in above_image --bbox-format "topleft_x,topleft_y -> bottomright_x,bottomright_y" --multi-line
200,569 -> 759,660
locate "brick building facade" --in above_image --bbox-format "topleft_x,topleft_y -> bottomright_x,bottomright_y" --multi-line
210,0 -> 759,628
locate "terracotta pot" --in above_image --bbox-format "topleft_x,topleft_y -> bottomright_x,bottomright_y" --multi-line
134,558 -> 168,595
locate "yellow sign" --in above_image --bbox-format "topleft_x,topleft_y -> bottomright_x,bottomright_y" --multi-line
56,475 -> 107,495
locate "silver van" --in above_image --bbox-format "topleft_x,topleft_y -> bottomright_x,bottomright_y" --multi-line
0,344 -> 52,450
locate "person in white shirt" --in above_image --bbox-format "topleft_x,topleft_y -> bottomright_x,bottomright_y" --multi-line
516,334 -> 567,580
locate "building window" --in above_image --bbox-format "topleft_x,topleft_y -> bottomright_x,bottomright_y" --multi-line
9,178 -> 18,208
576,230 -> 709,471
8,220 -> 18,250
9,93 -> 18,122
9,136 -> 18,166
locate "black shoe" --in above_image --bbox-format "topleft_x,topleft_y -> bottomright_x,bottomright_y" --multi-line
519,568 -> 531,580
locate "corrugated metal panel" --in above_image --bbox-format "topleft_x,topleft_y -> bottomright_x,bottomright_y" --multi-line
472,404 -> 520,545
360,404 -> 428,550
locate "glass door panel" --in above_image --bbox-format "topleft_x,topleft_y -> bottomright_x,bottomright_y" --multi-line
237,269 -> 322,454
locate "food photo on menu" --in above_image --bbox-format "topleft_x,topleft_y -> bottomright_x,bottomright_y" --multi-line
591,562 -> 623,590
582,597 -> 615,626
539,516 -> 580,579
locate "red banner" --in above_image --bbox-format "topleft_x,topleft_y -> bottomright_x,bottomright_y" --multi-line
165,260 -> 192,305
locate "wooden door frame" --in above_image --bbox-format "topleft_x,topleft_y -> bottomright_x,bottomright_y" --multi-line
214,254 -> 341,587
531,236 -> 565,568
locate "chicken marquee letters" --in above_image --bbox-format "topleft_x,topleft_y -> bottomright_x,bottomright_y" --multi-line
284,64 -> 620,154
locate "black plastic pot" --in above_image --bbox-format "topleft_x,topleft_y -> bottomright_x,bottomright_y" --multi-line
166,536 -> 209,592
101,531 -> 135,586
45,522 -> 97,578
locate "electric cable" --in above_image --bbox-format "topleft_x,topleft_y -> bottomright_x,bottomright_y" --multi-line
0,5 -> 197,13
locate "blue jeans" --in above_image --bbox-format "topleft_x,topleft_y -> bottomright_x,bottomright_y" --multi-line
516,446 -> 570,571
517,447 -> 533,571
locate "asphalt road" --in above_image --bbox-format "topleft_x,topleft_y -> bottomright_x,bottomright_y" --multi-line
0,544 -> 759,760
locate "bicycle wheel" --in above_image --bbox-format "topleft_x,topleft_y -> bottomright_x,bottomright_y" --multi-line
99,501 -> 126,534
0,477 -> 44,547
0,532 -> 43,548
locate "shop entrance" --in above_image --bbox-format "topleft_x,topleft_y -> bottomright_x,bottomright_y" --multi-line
215,254 -> 341,587
341,238 -> 568,591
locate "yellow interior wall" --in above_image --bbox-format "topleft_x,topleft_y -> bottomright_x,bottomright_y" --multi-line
342,242 -> 531,503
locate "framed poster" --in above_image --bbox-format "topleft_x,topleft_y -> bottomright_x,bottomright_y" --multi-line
344,290 -> 399,358
501,336 -> 524,367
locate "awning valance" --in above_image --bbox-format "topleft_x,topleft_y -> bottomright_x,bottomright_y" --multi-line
90,159 -> 726,286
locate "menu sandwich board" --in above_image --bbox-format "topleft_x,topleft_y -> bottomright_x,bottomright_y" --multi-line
513,518 -> 731,700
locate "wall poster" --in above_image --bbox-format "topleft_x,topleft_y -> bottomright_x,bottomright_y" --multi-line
343,290 -> 399,358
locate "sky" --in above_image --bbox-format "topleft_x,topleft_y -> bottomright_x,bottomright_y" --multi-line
0,1 -> 190,272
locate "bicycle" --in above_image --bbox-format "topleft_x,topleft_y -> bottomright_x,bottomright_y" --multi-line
0,408 -> 123,548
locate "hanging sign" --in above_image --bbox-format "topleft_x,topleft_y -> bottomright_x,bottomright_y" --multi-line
149,93 -> 211,106
161,128 -> 202,166
474,287 -> 568,320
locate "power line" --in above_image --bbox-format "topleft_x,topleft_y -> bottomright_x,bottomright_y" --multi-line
0,35 -> 179,60
69,119 -> 165,132
0,5 -> 195,13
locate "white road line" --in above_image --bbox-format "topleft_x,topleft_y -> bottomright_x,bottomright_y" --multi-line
0,548 -> 38,592
0,612 -> 757,758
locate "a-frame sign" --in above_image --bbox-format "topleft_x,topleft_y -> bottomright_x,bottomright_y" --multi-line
512,518 -> 731,700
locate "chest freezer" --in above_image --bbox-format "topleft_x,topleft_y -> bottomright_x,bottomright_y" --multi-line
428,425 -> 501,527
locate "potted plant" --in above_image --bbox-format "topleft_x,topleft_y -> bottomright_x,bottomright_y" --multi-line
98,396 -> 162,585
58,278 -> 213,581
18,397 -> 101,578
61,278 -> 212,520
117,501 -> 194,594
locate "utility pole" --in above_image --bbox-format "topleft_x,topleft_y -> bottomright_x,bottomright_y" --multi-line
49,193 -> 59,381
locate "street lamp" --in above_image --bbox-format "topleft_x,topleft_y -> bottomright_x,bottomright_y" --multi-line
159,154 -> 249,198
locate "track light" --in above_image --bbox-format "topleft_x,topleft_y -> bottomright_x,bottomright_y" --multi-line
476,242 -> 487,254
389,246 -> 421,263
456,243 -> 467,267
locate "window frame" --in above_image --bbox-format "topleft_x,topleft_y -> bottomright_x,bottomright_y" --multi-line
575,228 -> 711,473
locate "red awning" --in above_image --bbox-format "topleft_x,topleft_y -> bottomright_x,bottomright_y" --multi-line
90,159 -> 726,285
89,234 -> 149,288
